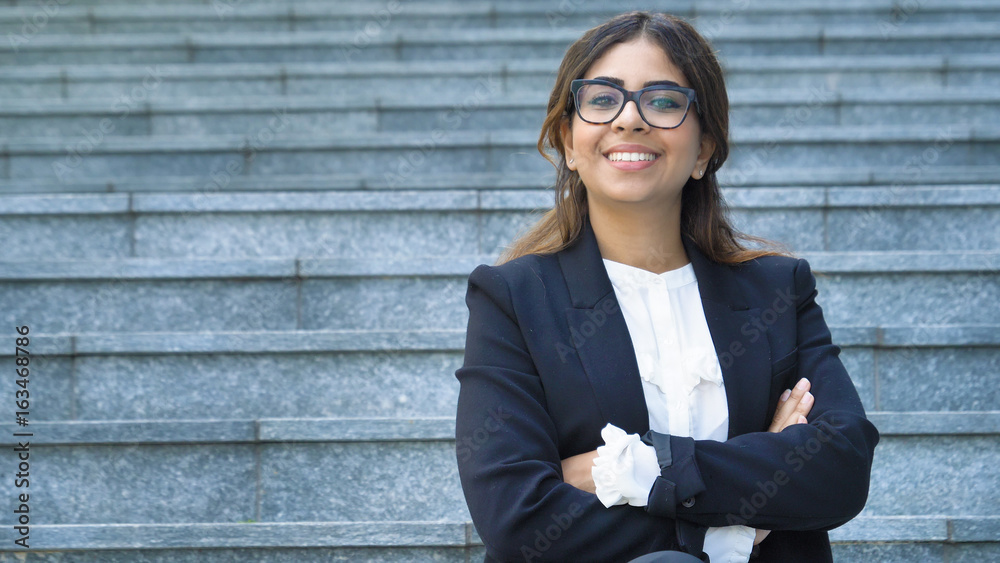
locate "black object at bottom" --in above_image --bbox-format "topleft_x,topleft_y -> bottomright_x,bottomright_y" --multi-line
627,550 -> 707,563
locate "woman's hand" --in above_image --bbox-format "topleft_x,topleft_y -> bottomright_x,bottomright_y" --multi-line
561,449 -> 600,493
755,377 -> 813,545
768,377 -> 813,433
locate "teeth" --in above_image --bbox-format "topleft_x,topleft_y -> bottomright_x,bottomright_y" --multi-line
606,152 -> 658,162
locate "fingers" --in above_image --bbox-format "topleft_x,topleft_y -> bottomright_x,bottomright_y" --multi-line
768,378 -> 813,433
768,377 -> 808,431
776,392 -> 812,432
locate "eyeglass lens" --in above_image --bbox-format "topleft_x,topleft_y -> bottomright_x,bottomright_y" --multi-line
576,83 -> 690,128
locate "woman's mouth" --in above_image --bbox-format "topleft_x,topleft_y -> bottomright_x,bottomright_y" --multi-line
604,151 -> 660,170
605,152 -> 659,162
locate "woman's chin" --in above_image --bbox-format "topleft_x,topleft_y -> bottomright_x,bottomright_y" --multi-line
590,187 -> 672,207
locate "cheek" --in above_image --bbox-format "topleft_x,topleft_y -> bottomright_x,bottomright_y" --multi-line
660,133 -> 701,160
575,130 -> 603,157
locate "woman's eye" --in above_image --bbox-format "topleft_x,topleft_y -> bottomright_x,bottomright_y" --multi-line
587,94 -> 619,108
646,96 -> 681,111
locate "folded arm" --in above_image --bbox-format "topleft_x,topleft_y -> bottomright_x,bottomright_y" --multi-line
641,258 -> 880,530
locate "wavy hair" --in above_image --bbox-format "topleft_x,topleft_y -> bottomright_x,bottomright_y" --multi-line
497,11 -> 793,265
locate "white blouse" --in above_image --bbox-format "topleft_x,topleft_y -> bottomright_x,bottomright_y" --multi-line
591,258 -> 756,563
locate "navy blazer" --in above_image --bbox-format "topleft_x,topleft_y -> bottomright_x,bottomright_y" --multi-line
455,214 -> 879,562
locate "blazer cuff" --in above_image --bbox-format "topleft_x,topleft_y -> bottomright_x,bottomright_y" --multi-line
640,429 -> 706,519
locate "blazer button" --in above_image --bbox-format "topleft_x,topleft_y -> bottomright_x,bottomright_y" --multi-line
682,497 -> 696,508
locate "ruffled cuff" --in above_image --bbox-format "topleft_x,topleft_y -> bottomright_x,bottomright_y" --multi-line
703,525 -> 756,563
591,423 -> 660,508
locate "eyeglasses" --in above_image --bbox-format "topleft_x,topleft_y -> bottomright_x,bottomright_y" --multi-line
570,78 -> 701,130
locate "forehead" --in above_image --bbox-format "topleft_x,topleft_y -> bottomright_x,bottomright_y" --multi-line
582,37 -> 689,89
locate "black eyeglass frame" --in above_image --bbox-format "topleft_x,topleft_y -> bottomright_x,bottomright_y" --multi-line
569,78 -> 702,130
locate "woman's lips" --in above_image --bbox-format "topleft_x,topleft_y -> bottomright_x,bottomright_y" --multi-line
604,151 -> 660,171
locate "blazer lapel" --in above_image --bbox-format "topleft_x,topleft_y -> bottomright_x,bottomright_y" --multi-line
557,214 -> 772,439
681,231 -> 772,438
557,216 -> 650,436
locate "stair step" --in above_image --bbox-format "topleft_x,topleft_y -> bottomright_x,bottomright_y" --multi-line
0,415 -> 995,525
0,421 -> 468,524
2,168 -> 998,195
14,329 -> 467,421
2,185 -> 998,213
9,520 -> 482,550
4,54 -> 996,101
3,0 -> 1000,37
3,251 -> 998,279
3,126 -> 998,182
1,252 -> 998,333
0,186 -> 997,259
3,324 -> 997,420
0,517 -> 996,562
2,88 -> 997,138
3,23 -> 1000,66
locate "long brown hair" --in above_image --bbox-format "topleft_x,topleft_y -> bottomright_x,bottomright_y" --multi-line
497,11 -> 793,265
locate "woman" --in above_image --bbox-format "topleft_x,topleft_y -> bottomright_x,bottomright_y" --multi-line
455,11 -> 878,562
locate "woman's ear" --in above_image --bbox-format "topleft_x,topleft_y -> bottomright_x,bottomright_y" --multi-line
560,117 -> 577,171
693,133 -> 716,178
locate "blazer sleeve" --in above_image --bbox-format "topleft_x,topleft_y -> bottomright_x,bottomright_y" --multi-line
643,257 -> 881,531
455,264 -> 692,562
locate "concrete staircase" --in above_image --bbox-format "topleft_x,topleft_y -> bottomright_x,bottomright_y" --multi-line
0,0 -> 998,561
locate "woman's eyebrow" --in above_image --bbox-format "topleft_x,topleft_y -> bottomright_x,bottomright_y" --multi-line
592,75 -> 682,88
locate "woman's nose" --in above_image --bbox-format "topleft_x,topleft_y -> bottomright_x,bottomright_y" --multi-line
613,99 -> 650,131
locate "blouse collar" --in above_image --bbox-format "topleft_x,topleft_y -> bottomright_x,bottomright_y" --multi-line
602,258 -> 697,292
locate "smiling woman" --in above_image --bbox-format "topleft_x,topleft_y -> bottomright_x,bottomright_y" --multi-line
560,36 -> 715,263
499,10 -> 783,270
455,11 -> 879,563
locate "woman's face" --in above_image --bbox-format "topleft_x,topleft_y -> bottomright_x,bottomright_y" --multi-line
561,37 -> 715,212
